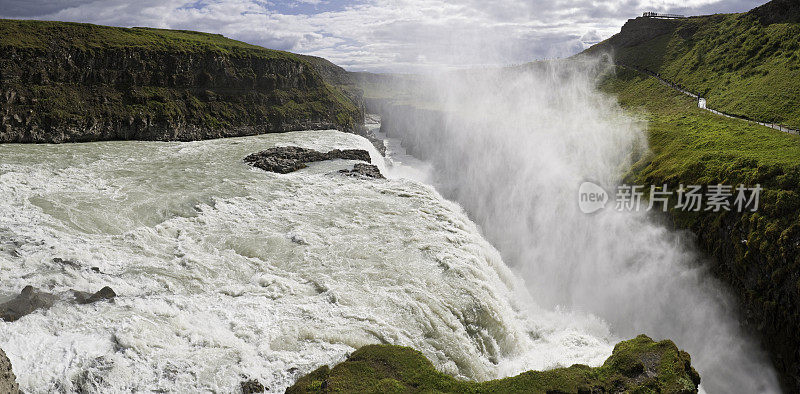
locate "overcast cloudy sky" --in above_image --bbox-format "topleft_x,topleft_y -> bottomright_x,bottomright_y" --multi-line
0,0 -> 767,72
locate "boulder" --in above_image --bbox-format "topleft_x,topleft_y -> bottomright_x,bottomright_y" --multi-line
244,146 -> 372,174
339,163 -> 384,179
240,378 -> 266,393
0,286 -> 56,322
73,286 -> 117,304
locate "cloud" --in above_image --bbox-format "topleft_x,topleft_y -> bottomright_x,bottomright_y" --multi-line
580,30 -> 602,45
0,0 -> 768,72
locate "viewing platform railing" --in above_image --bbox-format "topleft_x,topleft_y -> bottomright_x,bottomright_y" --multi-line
642,12 -> 686,19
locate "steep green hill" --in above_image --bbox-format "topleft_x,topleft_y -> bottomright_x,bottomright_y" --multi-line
585,0 -> 800,129
0,19 -> 363,142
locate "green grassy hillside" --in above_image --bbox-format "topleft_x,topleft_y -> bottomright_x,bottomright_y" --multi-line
587,5 -> 800,386
0,19 -> 296,59
600,65 -> 800,391
603,68 -> 800,176
586,0 -> 800,129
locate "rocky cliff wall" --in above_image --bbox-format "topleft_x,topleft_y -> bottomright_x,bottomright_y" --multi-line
0,348 -> 19,394
0,20 -> 365,143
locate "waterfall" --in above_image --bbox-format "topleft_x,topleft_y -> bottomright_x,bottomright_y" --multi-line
379,60 -> 781,394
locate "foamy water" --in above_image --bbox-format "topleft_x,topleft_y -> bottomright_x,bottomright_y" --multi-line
0,130 -> 614,392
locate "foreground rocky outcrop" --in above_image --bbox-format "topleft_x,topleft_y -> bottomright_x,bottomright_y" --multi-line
0,19 -> 365,143
244,146 -> 375,175
0,348 -> 19,394
287,335 -> 700,393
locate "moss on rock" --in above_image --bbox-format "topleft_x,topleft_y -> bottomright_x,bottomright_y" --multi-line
286,335 -> 700,393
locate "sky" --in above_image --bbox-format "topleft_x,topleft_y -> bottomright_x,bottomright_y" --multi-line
0,0 -> 768,72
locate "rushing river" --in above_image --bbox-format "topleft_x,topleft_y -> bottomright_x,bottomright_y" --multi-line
0,129 -> 615,392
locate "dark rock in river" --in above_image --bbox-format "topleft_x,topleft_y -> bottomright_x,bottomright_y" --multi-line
0,348 -> 19,394
0,286 -> 56,322
73,286 -> 117,305
53,257 -> 80,269
244,146 -> 372,174
240,378 -> 266,393
339,163 -> 384,179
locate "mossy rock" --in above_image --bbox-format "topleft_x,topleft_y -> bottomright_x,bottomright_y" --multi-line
286,335 -> 700,393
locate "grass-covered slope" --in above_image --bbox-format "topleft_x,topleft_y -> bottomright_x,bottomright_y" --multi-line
287,335 -> 700,393
600,66 -> 800,390
585,0 -> 800,129
1,20 -> 294,56
0,19 -> 363,142
587,5 -> 800,383
604,68 -> 800,174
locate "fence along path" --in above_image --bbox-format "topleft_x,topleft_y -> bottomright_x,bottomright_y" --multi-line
618,63 -> 799,135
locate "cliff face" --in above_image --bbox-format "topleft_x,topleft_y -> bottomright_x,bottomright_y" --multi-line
582,3 -> 800,387
0,20 -> 364,143
593,17 -> 683,50
0,348 -> 19,394
600,67 -> 800,391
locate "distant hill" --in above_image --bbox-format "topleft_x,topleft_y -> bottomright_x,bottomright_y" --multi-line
583,0 -> 800,129
0,19 -> 364,143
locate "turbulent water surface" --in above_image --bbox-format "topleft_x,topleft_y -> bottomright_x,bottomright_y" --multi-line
0,130 -> 614,392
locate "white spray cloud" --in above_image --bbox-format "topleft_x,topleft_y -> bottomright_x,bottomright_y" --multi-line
380,59 -> 781,393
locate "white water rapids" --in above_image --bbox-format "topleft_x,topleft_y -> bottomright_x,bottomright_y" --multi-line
0,129 -> 614,392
